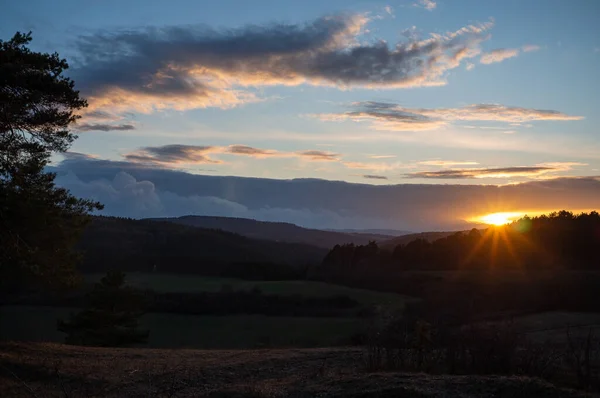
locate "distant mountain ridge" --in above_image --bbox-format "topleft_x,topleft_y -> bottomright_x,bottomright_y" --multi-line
147,215 -> 394,249
327,228 -> 411,237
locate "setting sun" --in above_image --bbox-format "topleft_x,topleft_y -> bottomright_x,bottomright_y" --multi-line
479,212 -> 522,226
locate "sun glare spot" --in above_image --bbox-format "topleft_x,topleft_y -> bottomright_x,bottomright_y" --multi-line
479,212 -> 522,226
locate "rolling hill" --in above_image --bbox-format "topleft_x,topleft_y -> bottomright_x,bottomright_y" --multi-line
77,216 -> 328,275
147,215 -> 394,249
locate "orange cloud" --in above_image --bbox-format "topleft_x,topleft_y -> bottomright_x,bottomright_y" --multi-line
418,160 -> 480,166
73,15 -> 493,115
296,150 -> 340,161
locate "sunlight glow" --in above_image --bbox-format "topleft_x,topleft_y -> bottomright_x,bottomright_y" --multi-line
479,212 -> 523,226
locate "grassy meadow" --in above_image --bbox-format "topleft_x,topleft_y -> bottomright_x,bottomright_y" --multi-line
85,273 -> 412,309
1,275 -> 413,349
0,305 -> 371,349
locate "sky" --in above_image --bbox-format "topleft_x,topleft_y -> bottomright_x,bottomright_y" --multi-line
2,0 -> 600,230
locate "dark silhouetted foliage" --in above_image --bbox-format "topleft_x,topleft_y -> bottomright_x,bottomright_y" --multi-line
318,211 -> 600,275
0,32 -> 102,295
313,211 -> 600,318
145,290 -> 360,317
76,216 -> 326,276
57,271 -> 149,347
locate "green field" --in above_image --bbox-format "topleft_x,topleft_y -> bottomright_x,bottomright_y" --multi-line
0,305 -> 368,349
85,273 -> 412,309
0,275 -> 414,350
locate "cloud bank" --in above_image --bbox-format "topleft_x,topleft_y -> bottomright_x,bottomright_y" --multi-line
51,157 -> 600,231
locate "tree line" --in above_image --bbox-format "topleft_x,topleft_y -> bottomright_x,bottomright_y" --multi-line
311,211 -> 600,318
317,210 -> 600,275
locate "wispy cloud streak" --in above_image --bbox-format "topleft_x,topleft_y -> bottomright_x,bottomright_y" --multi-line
316,101 -> 583,131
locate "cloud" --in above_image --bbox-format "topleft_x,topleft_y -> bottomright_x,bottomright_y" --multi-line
414,0 -> 437,10
466,62 -> 475,71
51,156 -> 600,231
315,101 -> 446,131
226,145 -> 279,158
344,162 -> 378,170
296,150 -> 340,161
342,161 -> 408,172
418,104 -> 584,122
124,145 -> 221,165
370,155 -> 396,159
538,161 -> 588,170
75,123 -> 136,132
54,169 -> 383,229
384,5 -> 395,17
461,125 -> 512,130
522,44 -> 541,53
72,15 -> 493,115
480,48 -> 519,64
62,152 -> 99,160
406,166 -> 555,179
418,160 -> 479,166
316,101 -> 583,131
406,162 -> 586,179
363,174 -> 388,180
118,143 -> 408,172
123,144 -> 342,166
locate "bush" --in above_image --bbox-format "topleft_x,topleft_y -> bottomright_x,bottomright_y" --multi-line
57,271 -> 149,347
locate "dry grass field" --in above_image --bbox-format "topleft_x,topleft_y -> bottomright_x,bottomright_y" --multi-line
0,342 -> 595,397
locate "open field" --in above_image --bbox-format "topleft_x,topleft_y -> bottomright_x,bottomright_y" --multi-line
0,306 -> 368,349
0,275 -> 414,350
4,304 -> 600,350
0,342 -> 593,397
85,273 -> 412,308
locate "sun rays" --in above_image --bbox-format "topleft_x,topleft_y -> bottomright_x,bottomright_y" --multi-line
479,212 -> 523,226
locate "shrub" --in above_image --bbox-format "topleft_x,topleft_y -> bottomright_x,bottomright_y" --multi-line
57,271 -> 149,347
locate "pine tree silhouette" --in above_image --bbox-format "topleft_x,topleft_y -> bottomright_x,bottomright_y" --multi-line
57,271 -> 149,347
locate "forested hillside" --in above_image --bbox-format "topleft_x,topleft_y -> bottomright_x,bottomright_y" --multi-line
76,217 -> 327,276
311,211 -> 600,317
148,215 -> 393,248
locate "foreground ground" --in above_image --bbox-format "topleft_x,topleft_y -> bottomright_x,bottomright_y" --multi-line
0,342 -> 595,397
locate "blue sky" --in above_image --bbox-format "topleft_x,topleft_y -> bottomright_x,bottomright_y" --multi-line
2,0 -> 600,228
